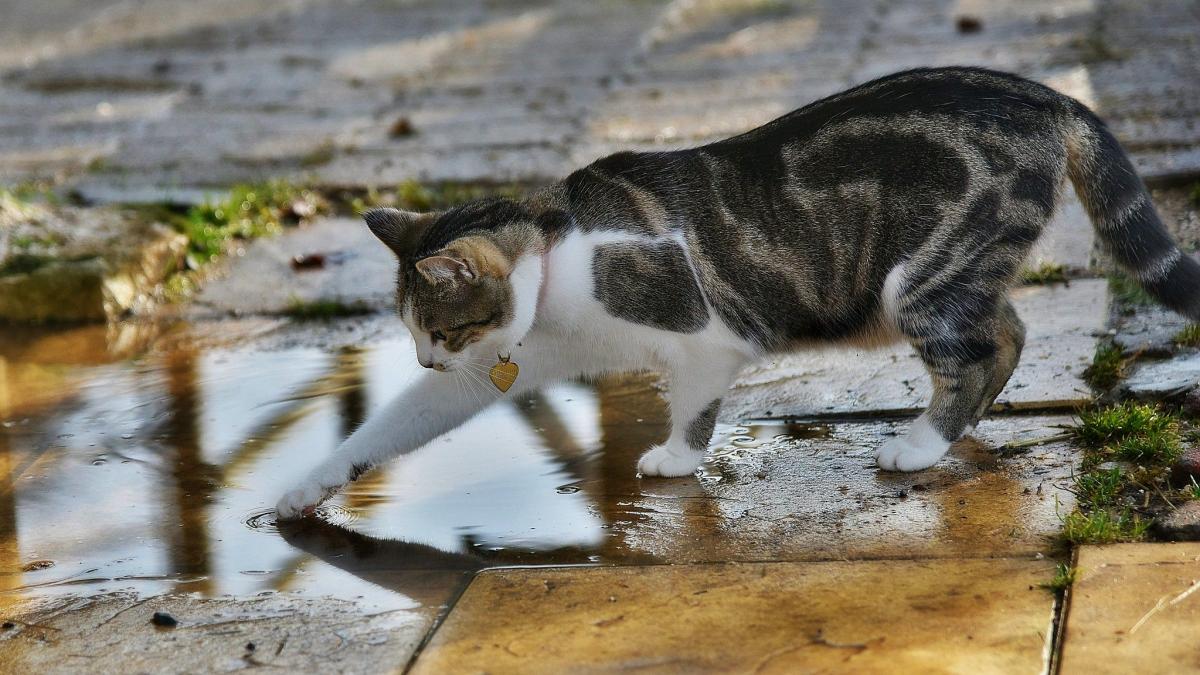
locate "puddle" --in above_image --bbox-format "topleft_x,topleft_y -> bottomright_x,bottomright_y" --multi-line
0,317 -> 1077,614
0,319 -> 803,609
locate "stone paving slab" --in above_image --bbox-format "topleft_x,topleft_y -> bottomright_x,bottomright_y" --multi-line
188,217 -> 396,317
1059,543 -> 1200,674
410,558 -> 1058,674
0,582 -> 468,674
725,279 -> 1106,420
0,199 -> 187,322
1,0 -> 1197,193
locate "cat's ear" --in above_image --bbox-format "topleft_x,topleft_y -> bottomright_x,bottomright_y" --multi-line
415,255 -> 473,285
362,208 -> 438,258
444,236 -> 512,279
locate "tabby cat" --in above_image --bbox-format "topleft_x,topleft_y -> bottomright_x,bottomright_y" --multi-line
277,67 -> 1200,518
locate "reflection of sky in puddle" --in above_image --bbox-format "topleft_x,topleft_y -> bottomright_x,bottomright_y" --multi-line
1,334 -> 617,609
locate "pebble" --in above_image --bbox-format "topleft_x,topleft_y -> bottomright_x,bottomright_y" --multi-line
1154,501 -> 1200,541
1172,446 -> 1200,482
151,611 -> 178,628
1121,353 -> 1200,400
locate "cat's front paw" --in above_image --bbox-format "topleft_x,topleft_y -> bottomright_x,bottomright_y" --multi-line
875,435 -> 947,472
276,481 -> 334,520
637,444 -> 703,477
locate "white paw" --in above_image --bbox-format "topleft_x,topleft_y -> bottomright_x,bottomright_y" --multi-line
637,444 -> 703,477
876,415 -> 952,472
875,435 -> 949,472
276,481 -> 334,520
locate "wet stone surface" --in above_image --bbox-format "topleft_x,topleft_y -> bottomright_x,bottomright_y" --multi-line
1059,543 -> 1200,674
1154,502 -> 1200,541
190,217 -> 396,317
0,318 -> 1079,603
1113,304 -> 1191,357
0,589 -> 463,673
411,558 -> 1059,674
1122,353 -> 1200,401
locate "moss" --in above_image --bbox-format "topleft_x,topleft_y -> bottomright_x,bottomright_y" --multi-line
0,253 -> 55,276
283,298 -> 374,320
1041,562 -> 1077,592
1083,343 -> 1125,390
342,181 -> 525,215
1187,181 -> 1200,208
137,181 -> 326,303
1108,273 -> 1155,307
2,180 -> 59,205
174,181 -> 327,266
1113,426 -> 1182,464
1074,402 -> 1179,451
297,139 -> 337,168
1174,324 -> 1200,347
1070,34 -> 1128,64
1062,508 -> 1149,544
1021,262 -> 1068,285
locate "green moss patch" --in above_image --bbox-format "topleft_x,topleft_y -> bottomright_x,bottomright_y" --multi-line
339,180 -> 525,215
1107,273 -> 1156,307
1021,262 -> 1068,285
1040,562 -> 1078,593
142,181 -> 328,302
1173,324 -> 1200,348
283,298 -> 374,320
1083,343 -> 1126,391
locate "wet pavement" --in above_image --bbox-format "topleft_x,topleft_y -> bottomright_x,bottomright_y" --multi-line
2,0 -> 1199,195
0,313 -> 1082,671
3,0 -> 1200,669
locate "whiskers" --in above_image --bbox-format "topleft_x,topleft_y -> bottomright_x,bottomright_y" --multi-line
454,358 -> 498,404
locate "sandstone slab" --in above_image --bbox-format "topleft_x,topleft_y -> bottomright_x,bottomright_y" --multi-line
1059,543 -> 1200,674
410,558 -> 1058,674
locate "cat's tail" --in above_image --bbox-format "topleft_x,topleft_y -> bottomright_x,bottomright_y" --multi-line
1066,108 -> 1200,320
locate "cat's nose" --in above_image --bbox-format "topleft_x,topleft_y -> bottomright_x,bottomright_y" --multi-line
432,362 -> 448,371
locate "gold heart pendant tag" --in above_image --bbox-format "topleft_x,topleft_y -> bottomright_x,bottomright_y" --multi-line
489,354 -> 519,393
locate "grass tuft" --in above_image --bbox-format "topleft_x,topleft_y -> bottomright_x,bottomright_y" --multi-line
1021,262 -> 1068,285
1189,476 -> 1200,501
1073,467 -> 1124,507
1083,343 -> 1125,390
284,298 -> 373,320
1041,562 -> 1078,592
1062,508 -> 1149,544
1174,324 -> 1200,348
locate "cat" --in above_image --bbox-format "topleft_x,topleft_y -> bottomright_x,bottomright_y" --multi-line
276,66 -> 1200,518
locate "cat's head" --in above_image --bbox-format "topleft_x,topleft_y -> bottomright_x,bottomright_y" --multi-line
363,199 -> 543,372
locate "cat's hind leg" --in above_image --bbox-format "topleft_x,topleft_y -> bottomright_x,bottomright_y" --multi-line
877,275 -> 1026,472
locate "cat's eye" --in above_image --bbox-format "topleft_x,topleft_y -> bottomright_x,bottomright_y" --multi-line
430,330 -> 446,343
